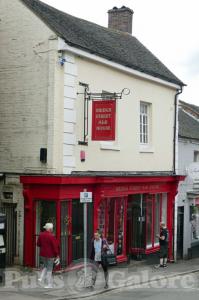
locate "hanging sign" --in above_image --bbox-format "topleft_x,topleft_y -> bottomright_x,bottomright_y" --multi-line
92,100 -> 116,141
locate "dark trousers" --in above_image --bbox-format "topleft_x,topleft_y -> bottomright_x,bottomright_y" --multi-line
92,261 -> 108,286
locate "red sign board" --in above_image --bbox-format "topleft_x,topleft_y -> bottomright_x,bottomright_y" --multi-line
92,100 -> 116,141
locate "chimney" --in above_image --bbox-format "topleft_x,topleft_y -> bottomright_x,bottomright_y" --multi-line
108,6 -> 134,34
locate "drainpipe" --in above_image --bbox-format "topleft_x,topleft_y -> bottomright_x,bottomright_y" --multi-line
173,87 -> 183,175
173,87 -> 183,262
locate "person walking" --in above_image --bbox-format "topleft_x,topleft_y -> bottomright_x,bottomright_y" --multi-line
37,222 -> 59,288
155,222 -> 169,268
90,232 -> 109,289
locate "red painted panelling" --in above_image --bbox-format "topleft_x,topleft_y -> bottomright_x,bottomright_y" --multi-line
21,175 -> 184,267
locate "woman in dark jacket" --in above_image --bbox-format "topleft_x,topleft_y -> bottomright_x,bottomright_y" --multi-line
90,232 -> 109,289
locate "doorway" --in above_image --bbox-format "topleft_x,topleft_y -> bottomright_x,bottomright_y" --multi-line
35,200 -> 56,267
177,206 -> 184,259
72,200 -> 84,260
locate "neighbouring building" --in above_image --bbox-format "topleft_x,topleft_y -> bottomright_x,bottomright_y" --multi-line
176,101 -> 199,260
0,0 -> 184,268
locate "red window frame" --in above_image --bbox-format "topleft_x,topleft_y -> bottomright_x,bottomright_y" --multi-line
145,194 -> 162,252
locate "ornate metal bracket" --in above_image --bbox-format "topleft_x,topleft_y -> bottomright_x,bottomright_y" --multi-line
77,82 -> 130,145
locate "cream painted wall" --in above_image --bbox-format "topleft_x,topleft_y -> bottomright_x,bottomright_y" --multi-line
74,57 -> 176,172
0,0 -> 64,174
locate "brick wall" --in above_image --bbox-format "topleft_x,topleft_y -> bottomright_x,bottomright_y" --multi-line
108,6 -> 134,34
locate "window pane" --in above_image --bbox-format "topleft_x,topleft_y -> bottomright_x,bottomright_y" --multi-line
98,200 -> 106,235
107,199 -> 115,243
116,198 -> 124,255
154,195 -> 161,244
161,193 -> 167,224
140,102 -> 149,144
146,199 -> 152,248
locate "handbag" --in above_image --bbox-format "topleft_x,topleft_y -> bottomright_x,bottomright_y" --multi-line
101,242 -> 117,266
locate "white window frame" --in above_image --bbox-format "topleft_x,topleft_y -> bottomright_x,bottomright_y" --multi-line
140,102 -> 150,145
139,101 -> 153,153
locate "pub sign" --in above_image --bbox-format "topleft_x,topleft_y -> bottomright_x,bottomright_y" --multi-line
92,100 -> 116,141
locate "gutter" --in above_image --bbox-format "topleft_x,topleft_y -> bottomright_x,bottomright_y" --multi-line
58,38 -> 182,90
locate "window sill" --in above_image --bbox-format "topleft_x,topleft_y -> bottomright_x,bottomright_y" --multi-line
100,142 -> 120,151
139,145 -> 154,153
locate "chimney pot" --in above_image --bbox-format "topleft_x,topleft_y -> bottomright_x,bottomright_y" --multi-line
108,6 -> 134,34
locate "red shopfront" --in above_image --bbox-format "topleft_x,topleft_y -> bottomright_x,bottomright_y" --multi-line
20,175 -> 183,268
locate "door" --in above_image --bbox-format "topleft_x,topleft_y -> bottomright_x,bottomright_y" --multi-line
72,200 -> 84,260
35,200 -> 56,267
60,201 -> 69,268
131,195 -> 146,251
177,206 -> 184,259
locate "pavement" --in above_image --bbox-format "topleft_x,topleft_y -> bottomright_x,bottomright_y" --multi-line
1,257 -> 199,300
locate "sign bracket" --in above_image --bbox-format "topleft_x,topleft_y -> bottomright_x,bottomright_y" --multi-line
77,83 -> 130,145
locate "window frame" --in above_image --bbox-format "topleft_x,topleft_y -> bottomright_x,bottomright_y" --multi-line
140,102 -> 150,145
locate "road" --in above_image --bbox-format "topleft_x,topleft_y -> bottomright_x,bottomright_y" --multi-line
88,289 -> 199,300
1,272 -> 199,300
86,273 -> 199,300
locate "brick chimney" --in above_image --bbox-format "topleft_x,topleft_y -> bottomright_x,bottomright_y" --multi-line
108,6 -> 134,34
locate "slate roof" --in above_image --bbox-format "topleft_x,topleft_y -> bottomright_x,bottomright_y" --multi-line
179,105 -> 199,140
21,0 -> 184,86
180,100 -> 199,116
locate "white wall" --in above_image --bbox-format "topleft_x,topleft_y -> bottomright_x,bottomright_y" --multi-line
177,138 -> 199,258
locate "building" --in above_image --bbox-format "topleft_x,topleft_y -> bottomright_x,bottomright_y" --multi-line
0,0 -> 184,267
176,101 -> 199,259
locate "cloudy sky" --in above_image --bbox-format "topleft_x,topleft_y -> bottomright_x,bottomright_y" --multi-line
42,0 -> 199,105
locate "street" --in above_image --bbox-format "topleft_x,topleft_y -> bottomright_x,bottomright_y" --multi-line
1,271 -> 199,300
88,289 -> 199,300
86,273 -> 199,300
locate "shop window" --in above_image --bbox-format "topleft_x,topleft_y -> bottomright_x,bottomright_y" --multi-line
107,199 -> 115,244
98,200 -> 106,235
116,198 -> 125,255
190,205 -> 199,241
161,193 -> 167,225
98,198 -> 125,256
154,194 -> 161,245
146,198 -> 153,248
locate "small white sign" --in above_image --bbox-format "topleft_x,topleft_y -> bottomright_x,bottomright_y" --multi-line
0,223 -> 5,230
80,192 -> 92,203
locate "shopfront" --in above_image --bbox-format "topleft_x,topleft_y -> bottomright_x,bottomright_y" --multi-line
20,174 -> 182,268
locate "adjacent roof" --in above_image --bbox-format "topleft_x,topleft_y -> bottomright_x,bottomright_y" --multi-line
179,101 -> 199,140
180,100 -> 199,116
21,0 -> 184,87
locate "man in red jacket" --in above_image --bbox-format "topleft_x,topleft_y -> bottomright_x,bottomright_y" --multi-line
37,223 -> 59,288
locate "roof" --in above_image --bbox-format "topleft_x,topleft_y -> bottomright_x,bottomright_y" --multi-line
179,105 -> 199,140
180,100 -> 199,117
21,0 -> 184,87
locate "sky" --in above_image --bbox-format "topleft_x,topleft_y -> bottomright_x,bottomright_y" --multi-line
42,0 -> 199,106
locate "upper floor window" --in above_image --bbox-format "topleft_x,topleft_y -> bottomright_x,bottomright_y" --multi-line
140,102 -> 150,144
194,151 -> 199,162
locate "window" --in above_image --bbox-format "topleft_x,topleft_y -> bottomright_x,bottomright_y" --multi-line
140,102 -> 150,145
190,204 -> 199,241
194,151 -> 199,162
